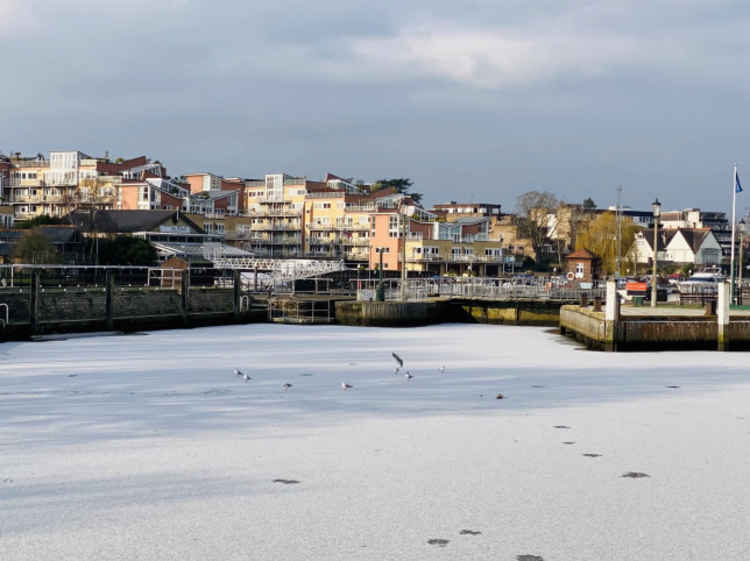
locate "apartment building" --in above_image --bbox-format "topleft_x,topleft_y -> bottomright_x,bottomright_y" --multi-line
369,206 -> 505,276
431,202 -> 502,221
0,205 -> 13,229
305,186 -> 402,263
2,151 -> 166,220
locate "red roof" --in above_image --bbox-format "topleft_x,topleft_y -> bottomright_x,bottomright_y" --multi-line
567,248 -> 596,259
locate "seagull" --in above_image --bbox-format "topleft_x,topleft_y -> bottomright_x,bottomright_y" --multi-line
439,365 -> 446,374
234,368 -> 244,377
392,352 -> 404,368
404,371 -> 413,380
282,383 -> 293,391
243,373 -> 252,381
393,366 -> 401,375
341,382 -> 353,390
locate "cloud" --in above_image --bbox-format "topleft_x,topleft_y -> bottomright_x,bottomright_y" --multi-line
348,26 -> 644,89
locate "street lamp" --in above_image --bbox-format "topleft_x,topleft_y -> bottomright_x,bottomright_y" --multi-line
375,247 -> 386,301
738,219 -> 746,305
651,197 -> 661,307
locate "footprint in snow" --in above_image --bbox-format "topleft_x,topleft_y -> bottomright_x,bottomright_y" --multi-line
427,539 -> 450,547
273,479 -> 300,485
621,472 -> 650,479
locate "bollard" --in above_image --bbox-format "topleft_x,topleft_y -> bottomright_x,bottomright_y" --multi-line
717,281 -> 730,351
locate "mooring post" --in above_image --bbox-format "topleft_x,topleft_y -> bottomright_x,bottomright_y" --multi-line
604,279 -> 620,351
717,280 -> 730,351
181,268 -> 190,325
30,271 -> 41,335
105,270 -> 115,330
233,270 -> 241,320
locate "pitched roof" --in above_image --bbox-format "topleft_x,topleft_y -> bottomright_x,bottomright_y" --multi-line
567,248 -> 596,259
674,228 -> 712,253
67,210 -> 204,234
640,228 -> 677,252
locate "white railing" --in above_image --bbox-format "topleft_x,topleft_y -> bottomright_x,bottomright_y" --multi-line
356,277 -> 606,302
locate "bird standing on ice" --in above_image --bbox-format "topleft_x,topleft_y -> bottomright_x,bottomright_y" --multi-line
341,382 -> 353,390
392,352 -> 404,368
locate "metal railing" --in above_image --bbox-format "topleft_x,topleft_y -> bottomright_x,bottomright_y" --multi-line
356,277 -> 606,302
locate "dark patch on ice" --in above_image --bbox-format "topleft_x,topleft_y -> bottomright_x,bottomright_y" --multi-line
299,373 -> 314,377
666,385 -> 680,389
427,538 -> 450,547
553,425 -> 571,429
202,388 -> 231,396
66,374 -> 78,378
496,393 -> 505,400
2,478 -> 13,484
531,384 -> 545,388
273,478 -> 300,485
121,331 -> 148,336
517,555 -> 544,561
348,362 -> 357,366
621,472 -> 650,478
583,453 -> 602,458
459,529 -> 481,535
562,441 -> 576,445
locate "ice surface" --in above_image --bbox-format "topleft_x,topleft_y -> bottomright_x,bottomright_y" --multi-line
1,324 -> 749,560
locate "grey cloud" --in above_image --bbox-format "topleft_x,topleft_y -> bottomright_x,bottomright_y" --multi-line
3,1 -> 750,212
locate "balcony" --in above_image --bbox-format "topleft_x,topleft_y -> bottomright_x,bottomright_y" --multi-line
244,208 -> 302,218
251,222 -> 301,231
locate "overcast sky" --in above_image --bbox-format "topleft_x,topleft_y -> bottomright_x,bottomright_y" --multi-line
3,0 -> 750,214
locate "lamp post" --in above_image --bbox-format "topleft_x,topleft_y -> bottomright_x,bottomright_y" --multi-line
651,198 -> 661,308
739,219 -> 746,305
375,247 -> 385,301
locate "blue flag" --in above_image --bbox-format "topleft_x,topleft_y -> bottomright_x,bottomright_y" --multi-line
737,170 -> 743,193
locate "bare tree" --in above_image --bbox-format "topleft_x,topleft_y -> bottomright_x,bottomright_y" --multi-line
515,190 -> 559,265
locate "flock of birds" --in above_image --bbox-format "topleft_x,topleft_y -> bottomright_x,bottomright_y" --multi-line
233,352 -> 447,392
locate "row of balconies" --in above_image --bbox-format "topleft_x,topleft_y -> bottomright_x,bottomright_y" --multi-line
403,254 -> 505,263
308,223 -> 369,231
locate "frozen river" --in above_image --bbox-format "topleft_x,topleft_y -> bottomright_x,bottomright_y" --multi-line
1,324 -> 749,560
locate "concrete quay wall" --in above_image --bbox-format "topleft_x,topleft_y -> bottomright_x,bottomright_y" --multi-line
560,304 -> 750,351
336,299 -> 565,327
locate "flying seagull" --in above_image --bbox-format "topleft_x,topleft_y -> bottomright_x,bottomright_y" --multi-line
341,382 -> 353,390
404,371 -> 413,380
392,352 -> 404,368
243,372 -> 252,381
234,368 -> 244,377
282,383 -> 293,391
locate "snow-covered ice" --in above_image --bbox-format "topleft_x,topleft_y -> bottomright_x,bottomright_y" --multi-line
1,323 -> 750,560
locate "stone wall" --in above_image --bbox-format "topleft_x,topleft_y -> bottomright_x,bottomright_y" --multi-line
0,289 -> 31,323
189,288 -> 234,314
40,288 -> 107,322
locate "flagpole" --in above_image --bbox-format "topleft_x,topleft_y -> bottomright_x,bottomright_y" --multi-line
731,164 -> 737,304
